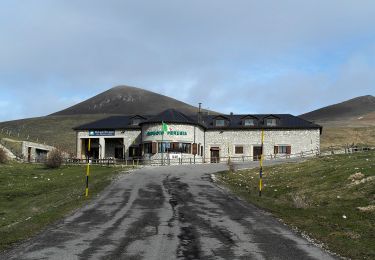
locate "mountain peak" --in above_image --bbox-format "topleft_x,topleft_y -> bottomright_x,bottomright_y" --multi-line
300,94 -> 375,122
51,85 -> 212,116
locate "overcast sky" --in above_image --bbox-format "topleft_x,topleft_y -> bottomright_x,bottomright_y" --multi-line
1,0 -> 375,121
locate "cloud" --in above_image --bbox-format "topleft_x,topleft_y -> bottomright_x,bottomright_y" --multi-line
0,0 -> 375,120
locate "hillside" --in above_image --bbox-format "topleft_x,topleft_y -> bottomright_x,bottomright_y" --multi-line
51,85 -> 211,116
300,95 -> 375,125
0,115 -> 110,154
0,85 -> 218,154
1,89 -> 374,155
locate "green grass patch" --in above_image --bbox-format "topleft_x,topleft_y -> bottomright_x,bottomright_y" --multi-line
218,151 -> 375,260
0,162 -> 130,251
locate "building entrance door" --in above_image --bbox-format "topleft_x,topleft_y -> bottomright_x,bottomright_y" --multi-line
115,147 -> 124,159
253,146 -> 263,161
28,147 -> 31,162
210,147 -> 220,163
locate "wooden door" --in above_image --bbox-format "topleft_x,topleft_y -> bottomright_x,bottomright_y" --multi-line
210,148 -> 220,163
253,146 -> 263,161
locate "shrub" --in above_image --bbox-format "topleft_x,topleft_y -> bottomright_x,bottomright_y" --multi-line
0,148 -> 8,164
45,149 -> 63,169
227,158 -> 236,173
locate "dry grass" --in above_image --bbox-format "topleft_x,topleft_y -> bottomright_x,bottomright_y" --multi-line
321,126 -> 375,149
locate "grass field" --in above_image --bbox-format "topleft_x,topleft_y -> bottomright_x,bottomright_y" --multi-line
218,151 -> 375,260
0,162 -> 129,251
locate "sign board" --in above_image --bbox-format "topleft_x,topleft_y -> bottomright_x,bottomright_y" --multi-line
169,153 -> 181,159
89,130 -> 115,136
146,130 -> 187,136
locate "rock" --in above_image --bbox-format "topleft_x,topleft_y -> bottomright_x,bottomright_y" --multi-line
348,172 -> 365,181
350,176 -> 375,186
357,205 -> 375,212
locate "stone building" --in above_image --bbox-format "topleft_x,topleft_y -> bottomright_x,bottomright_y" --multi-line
73,109 -> 322,163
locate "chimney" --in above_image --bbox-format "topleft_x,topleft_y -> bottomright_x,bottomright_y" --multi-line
198,103 -> 202,123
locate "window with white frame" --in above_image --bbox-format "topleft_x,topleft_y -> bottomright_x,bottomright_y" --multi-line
265,118 -> 277,126
243,118 -> 255,126
215,119 -> 225,127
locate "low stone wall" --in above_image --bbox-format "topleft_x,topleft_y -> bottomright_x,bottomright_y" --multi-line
0,143 -> 16,160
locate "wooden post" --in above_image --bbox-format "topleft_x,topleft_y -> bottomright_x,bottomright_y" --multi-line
85,138 -> 91,197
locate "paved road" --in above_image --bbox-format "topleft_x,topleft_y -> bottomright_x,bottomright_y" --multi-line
3,161 -> 336,260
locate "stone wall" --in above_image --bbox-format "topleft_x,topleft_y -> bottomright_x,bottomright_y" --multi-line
76,127 -> 320,162
204,129 -> 320,161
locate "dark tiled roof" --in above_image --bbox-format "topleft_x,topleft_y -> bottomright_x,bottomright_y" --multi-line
73,109 -> 321,131
73,116 -> 142,130
140,109 -> 197,125
202,114 -> 321,130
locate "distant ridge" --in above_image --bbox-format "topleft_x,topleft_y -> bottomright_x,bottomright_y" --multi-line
51,85 -> 214,116
300,95 -> 375,122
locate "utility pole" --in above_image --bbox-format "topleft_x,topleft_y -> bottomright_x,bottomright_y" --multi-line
259,129 -> 264,197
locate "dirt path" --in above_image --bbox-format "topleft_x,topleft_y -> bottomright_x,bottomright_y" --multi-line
2,161 -> 336,259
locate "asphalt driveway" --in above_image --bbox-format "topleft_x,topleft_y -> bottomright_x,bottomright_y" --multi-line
2,161 -> 336,259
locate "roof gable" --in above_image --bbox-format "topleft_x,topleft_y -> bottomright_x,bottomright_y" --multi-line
141,109 -> 196,125
240,115 -> 258,120
130,115 -> 147,120
212,115 -> 230,120
263,114 -> 280,119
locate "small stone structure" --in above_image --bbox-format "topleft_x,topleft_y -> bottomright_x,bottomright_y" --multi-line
21,141 -> 55,162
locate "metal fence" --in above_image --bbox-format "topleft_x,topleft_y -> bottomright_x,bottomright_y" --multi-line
8,144 -> 373,166
57,145 -> 374,167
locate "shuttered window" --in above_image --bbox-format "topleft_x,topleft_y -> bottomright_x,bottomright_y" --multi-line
192,143 -> 198,155
151,142 -> 157,154
274,145 -> 291,154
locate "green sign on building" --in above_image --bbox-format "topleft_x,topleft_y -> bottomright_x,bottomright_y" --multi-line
146,130 -> 187,136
